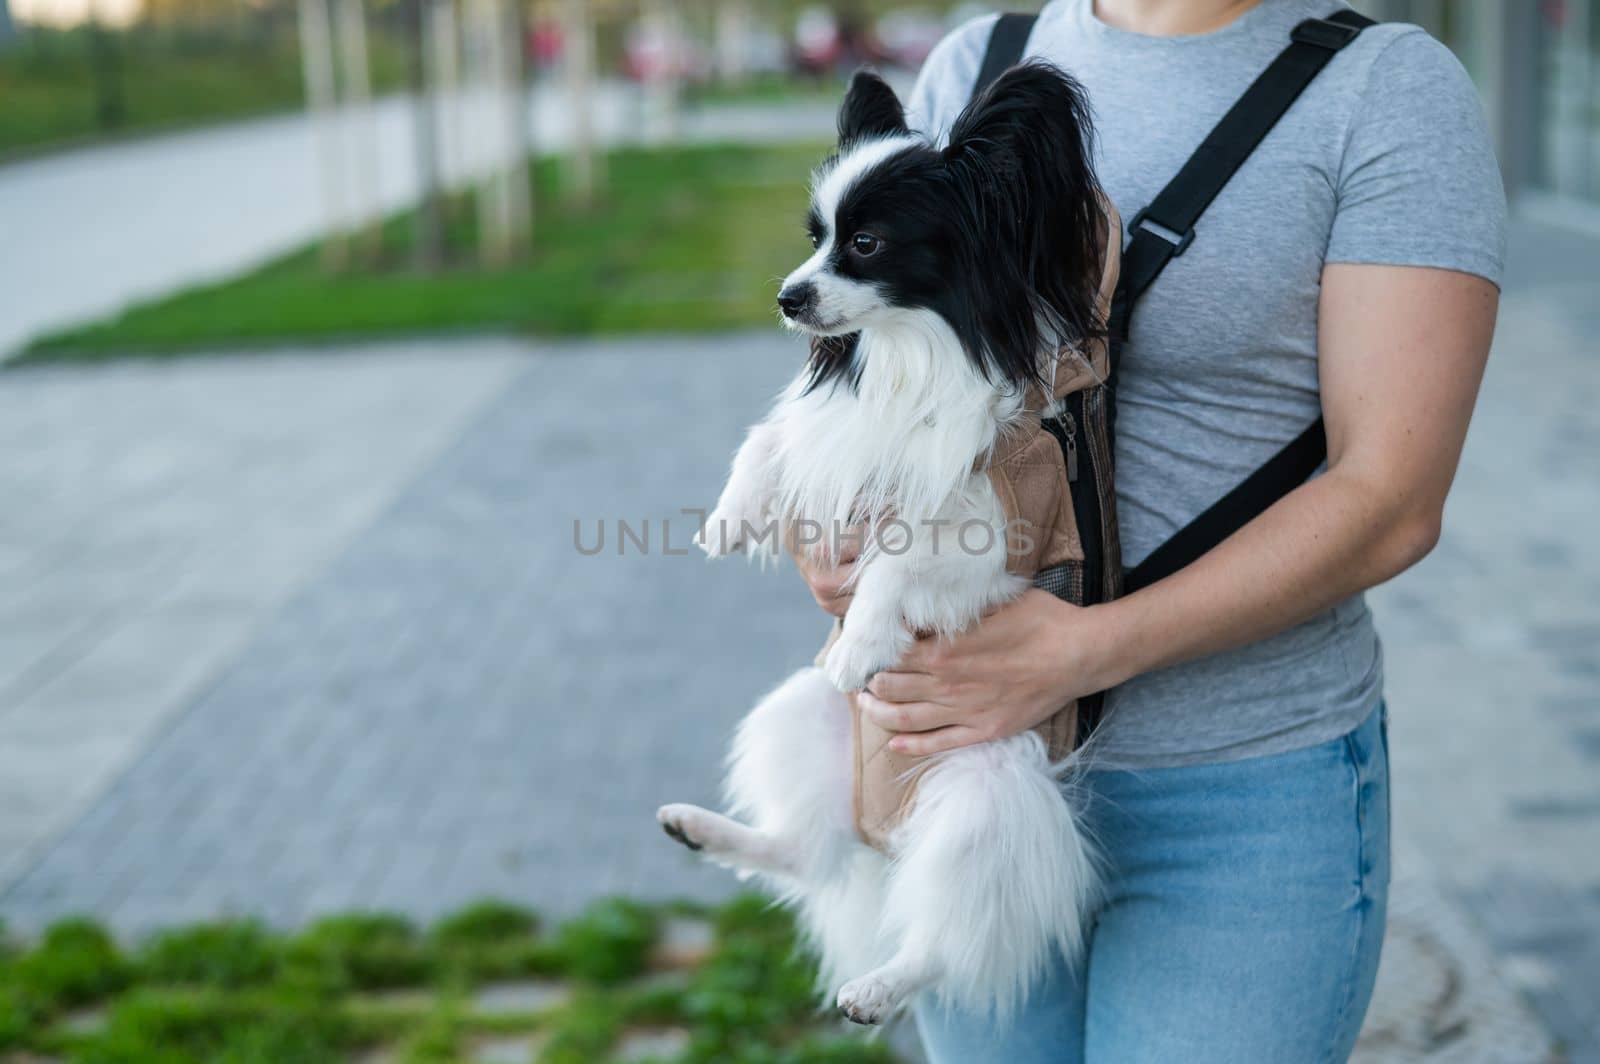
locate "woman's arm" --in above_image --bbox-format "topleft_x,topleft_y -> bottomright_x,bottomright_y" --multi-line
850,263 -> 1499,755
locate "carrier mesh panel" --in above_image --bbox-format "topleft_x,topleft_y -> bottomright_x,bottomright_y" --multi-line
1033,562 -> 1085,604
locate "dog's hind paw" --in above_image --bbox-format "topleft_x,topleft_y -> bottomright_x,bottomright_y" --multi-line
836,976 -> 898,1026
656,803 -> 709,852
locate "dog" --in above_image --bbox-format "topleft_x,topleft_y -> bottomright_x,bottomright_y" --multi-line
658,63 -> 1108,1026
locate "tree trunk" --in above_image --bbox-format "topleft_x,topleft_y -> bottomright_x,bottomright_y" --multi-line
424,0 -> 465,191
408,0 -> 446,269
336,0 -> 382,261
715,0 -> 750,85
641,0 -> 681,143
298,0 -> 348,269
563,0 -> 598,206
498,0 -> 532,255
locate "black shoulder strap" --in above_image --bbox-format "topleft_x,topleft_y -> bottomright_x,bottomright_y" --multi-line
1119,8 -> 1375,595
973,13 -> 1037,97
1109,8 -> 1374,345
1126,418 -> 1330,593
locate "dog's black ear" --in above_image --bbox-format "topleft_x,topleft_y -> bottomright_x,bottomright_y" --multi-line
942,62 -> 1105,391
945,62 -> 1093,187
838,70 -> 908,146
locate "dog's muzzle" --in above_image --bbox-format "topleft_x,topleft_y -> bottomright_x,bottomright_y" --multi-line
777,282 -> 818,322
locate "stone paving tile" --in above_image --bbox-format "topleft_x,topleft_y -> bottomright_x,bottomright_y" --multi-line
471,981 -> 571,1016
469,1035 -> 545,1064
614,1027 -> 692,1063
651,914 -> 716,968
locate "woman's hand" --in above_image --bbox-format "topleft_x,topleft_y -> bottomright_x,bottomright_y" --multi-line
859,589 -> 1133,757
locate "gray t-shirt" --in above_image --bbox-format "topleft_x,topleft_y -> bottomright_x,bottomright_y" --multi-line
908,0 -> 1506,769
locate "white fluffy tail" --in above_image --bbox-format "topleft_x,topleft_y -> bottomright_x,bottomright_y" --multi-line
882,733 -> 1100,1020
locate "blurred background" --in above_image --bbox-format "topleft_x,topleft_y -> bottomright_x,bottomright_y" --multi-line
0,0 -> 1596,1061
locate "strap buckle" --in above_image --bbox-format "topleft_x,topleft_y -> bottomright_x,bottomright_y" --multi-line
1291,17 -> 1360,50
1129,208 -> 1196,256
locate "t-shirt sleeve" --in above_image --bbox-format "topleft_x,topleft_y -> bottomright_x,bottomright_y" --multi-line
905,14 -> 998,146
1326,28 -> 1507,286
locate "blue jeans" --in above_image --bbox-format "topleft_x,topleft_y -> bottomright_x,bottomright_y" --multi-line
915,704 -> 1390,1063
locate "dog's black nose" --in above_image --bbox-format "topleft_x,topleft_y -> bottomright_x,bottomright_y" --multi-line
777,283 -> 816,319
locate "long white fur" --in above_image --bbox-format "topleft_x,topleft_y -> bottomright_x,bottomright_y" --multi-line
773,309 -> 1025,561
662,135 -> 1100,1025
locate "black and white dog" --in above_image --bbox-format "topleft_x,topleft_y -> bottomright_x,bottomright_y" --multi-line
659,65 -> 1106,1024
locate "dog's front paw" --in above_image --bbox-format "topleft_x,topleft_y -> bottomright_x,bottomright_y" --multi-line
837,976 -> 898,1026
823,632 -> 895,693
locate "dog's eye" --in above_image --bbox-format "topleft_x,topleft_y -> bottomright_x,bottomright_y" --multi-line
851,233 -> 883,257
809,232 -> 822,250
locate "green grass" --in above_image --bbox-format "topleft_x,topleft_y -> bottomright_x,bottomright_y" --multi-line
20,141 -> 826,363
0,25 -> 406,157
0,895 -> 900,1063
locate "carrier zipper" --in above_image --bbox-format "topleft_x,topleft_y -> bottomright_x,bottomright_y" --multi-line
1064,393 -> 1102,610
1044,410 -> 1079,483
1064,389 -> 1109,747
1042,392 -> 1108,745
1061,411 -> 1079,482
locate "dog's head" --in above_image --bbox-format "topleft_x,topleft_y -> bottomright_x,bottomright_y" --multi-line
779,65 -> 1104,395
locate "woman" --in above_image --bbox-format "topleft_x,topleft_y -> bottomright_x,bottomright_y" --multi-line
792,0 -> 1506,1059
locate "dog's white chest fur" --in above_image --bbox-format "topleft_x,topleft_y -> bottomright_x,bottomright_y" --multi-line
773,313 -> 1021,543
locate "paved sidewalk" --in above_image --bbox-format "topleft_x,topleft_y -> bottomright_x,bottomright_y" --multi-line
0,333 -> 822,927
0,342 -> 527,889
1364,220 -> 1600,1061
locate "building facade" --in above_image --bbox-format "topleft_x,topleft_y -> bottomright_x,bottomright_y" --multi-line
1357,0 -> 1600,232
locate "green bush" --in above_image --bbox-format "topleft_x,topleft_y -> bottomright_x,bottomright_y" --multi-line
537,991 -> 624,1064
431,899 -> 539,950
0,982 -> 37,1050
781,1038 -> 898,1063
11,917 -> 131,1012
138,920 -> 281,990
394,998 -> 466,1064
681,1038 -> 897,1064
0,896 -> 899,1063
555,897 -> 659,986
79,988 -> 357,1064
429,900 -> 557,986
284,913 -> 431,993
710,894 -> 796,942
680,896 -> 823,1059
